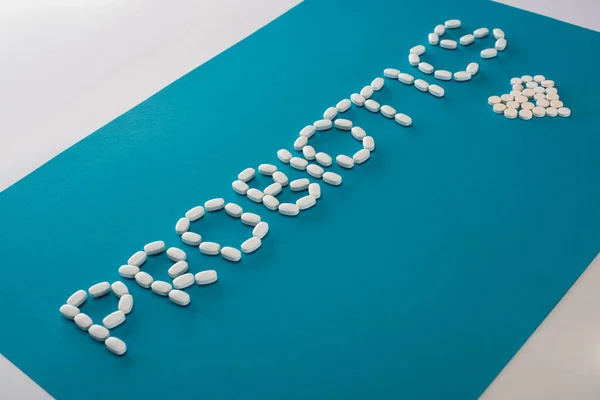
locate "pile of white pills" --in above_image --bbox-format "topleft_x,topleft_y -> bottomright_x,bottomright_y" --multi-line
405,19 -> 506,86
488,75 -> 571,120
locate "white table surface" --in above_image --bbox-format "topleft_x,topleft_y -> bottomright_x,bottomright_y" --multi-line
0,1 -> 598,399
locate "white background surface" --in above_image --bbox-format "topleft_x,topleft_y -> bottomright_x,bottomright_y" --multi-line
0,0 -> 598,399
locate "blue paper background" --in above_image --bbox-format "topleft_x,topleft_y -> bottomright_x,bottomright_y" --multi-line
1,0 -> 599,398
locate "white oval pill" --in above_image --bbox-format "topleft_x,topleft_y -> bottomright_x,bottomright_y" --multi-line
363,136 -> 375,151
428,84 -> 444,98
519,109 -> 533,120
506,101 -> 520,109
360,86 -> 374,100
501,94 -> 513,103
414,79 -> 429,91
241,212 -> 261,226
205,198 -> 225,211
383,68 -> 400,78
493,103 -> 507,114
493,28 -> 505,39
410,44 -> 425,55
460,34 -> 474,46
495,38 -> 507,51
89,282 -> 110,298
89,325 -> 110,342
151,281 -> 172,296
550,100 -> 563,108
195,270 -> 218,285
118,294 -> 133,314
521,75 -> 533,83
474,27 -> 489,38
60,304 -> 79,320
74,313 -> 92,331
334,119 -> 353,130
545,87 -> 558,95
308,182 -> 321,199
380,105 -> 396,118
532,107 -> 546,117
175,217 -> 190,235
445,19 -> 461,29
323,107 -> 338,120
435,24 -> 446,36
351,126 -> 366,141
467,62 -> 479,75
371,77 -> 384,91
262,194 -> 279,211
428,32 -> 439,45
512,90 -> 523,97
511,77 -> 522,85
118,265 -> 139,279
515,95 -> 527,104
434,70 -> 452,81
290,178 -> 310,192
315,152 -> 332,166
521,102 -> 534,110
67,290 -> 87,307
534,87 -> 545,94
480,48 -> 497,59
252,221 -> 269,239
398,73 -> 414,85
277,149 -> 293,163
258,164 -> 277,176
128,251 -> 147,267
296,195 -> 316,210
111,281 -> 128,298
144,240 -> 166,254
454,71 -> 471,82
542,80 -> 555,88
221,247 -> 242,262
241,237 -> 262,254
323,172 -> 342,186
351,93 -> 365,106
232,180 -> 249,195
536,99 -> 550,108
263,182 -> 282,197
365,99 -> 380,112
135,271 -> 153,288
173,273 -> 195,289
167,247 -> 186,262
272,171 -> 288,186
546,107 -> 558,117
105,337 -> 126,356
336,155 -> 354,169
440,39 -> 457,49
294,136 -> 308,151
290,157 -> 308,170
238,167 -> 255,182
302,145 -> 316,160
408,53 -> 420,66
513,84 -> 524,91
522,88 -> 535,98
533,74 -> 545,83
182,231 -> 202,246
169,290 -> 190,306
246,188 -> 265,202
314,119 -> 332,131
526,81 -> 538,89
103,311 -> 125,329
353,148 -> 371,164
168,261 -> 189,278
558,107 -> 571,117
307,164 -> 324,179
504,108 -> 518,119
225,203 -> 243,218
199,242 -> 220,256
488,96 -> 501,105
418,62 -> 434,74
336,99 -> 351,112
279,203 -> 300,216
395,113 -> 412,127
